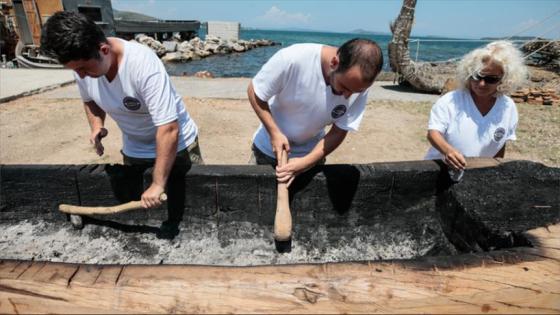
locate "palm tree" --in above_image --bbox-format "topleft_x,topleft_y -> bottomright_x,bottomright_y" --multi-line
388,0 -> 456,93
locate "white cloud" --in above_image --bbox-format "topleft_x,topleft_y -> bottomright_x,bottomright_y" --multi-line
256,6 -> 311,26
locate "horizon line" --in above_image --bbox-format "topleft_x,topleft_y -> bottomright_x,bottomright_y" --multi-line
205,25 -> 546,41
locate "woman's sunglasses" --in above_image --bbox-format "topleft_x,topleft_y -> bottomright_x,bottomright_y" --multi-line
470,72 -> 502,85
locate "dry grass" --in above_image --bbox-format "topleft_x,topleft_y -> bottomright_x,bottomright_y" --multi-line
509,103 -> 560,166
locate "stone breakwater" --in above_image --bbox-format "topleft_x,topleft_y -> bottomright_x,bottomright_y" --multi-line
134,34 -> 279,64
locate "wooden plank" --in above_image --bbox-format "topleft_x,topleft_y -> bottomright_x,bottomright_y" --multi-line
70,265 -> 103,287
1,264 -> 558,314
35,0 -> 63,22
33,263 -> 79,286
0,296 -> 112,314
22,0 -> 42,46
14,261 -> 47,281
465,157 -> 501,169
0,261 -> 30,279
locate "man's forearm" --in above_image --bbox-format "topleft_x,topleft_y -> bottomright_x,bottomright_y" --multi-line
304,125 -> 347,166
83,101 -> 106,131
153,122 -> 179,188
247,82 -> 281,137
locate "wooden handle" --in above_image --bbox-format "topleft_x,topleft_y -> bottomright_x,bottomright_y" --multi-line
59,193 -> 167,215
274,150 -> 292,241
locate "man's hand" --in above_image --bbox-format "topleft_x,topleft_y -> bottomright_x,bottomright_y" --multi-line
443,149 -> 467,171
141,183 -> 165,208
270,132 -> 291,161
90,127 -> 108,156
276,156 -> 313,187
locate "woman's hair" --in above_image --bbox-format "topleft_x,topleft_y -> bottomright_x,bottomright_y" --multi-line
456,40 -> 528,95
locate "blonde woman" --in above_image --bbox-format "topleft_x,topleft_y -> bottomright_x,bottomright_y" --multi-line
425,41 -> 528,172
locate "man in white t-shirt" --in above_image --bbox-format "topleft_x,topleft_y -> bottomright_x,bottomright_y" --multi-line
41,11 -> 202,211
248,38 -> 383,185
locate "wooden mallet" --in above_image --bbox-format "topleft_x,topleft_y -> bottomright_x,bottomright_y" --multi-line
59,193 -> 167,229
274,150 -> 292,242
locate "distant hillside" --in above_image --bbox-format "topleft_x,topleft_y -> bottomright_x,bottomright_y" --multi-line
350,29 -> 391,36
481,36 -> 548,41
244,27 -> 335,33
113,9 -> 159,21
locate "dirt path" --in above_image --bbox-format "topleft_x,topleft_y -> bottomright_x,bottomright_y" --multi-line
1,93 -> 558,167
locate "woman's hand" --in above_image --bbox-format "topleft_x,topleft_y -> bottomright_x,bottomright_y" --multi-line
444,149 -> 467,171
427,130 -> 467,170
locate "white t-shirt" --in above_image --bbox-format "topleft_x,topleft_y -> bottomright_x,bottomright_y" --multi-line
75,38 -> 198,158
425,89 -> 518,160
252,43 -> 368,158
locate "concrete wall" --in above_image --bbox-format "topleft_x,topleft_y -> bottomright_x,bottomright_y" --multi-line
207,21 -> 240,41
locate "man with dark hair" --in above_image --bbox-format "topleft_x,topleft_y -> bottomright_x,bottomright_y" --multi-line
248,38 -> 383,185
41,11 -> 203,210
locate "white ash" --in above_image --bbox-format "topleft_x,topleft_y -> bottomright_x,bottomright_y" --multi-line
0,219 -> 444,266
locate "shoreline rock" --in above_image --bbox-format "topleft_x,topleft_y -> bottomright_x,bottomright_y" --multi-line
135,34 -> 279,63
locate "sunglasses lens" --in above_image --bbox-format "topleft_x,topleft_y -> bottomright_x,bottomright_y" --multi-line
484,76 -> 501,84
471,73 -> 501,84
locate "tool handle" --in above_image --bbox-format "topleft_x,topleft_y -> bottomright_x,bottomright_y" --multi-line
59,193 -> 167,215
274,150 -> 292,241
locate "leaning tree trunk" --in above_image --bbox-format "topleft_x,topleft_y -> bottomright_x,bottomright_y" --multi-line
388,0 -> 457,94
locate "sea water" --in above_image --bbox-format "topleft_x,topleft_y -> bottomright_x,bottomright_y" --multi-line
164,29 -> 496,77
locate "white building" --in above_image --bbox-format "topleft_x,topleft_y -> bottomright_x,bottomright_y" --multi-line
206,21 -> 240,41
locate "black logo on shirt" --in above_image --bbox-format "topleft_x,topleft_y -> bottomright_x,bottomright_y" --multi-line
123,96 -> 141,111
493,127 -> 506,142
331,104 -> 347,119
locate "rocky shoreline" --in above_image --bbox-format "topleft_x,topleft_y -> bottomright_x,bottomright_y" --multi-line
134,34 -> 279,64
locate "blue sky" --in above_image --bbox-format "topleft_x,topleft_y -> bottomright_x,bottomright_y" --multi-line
111,0 -> 560,39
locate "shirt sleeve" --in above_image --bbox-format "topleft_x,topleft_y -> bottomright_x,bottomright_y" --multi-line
135,51 -> 179,126
335,91 -> 368,132
427,97 -> 450,133
74,73 -> 93,102
251,49 -> 288,102
506,103 -> 519,141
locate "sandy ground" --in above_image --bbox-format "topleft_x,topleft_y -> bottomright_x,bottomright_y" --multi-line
0,90 -> 558,167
